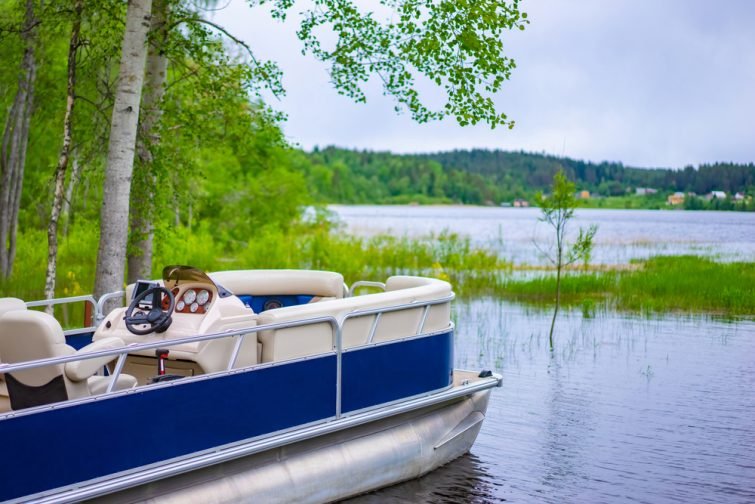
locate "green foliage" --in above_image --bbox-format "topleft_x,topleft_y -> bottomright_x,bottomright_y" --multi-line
536,169 -> 597,347
260,0 -> 528,127
0,221 -> 506,303
537,170 -> 597,269
616,256 -> 755,315
298,147 -> 755,208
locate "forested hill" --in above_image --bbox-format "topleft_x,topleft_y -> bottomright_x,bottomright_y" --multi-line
304,147 -> 755,206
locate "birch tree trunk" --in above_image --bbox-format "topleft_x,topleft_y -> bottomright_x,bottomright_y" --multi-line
93,0 -> 152,301
61,155 -> 81,236
127,0 -> 168,283
44,0 -> 82,311
0,0 -> 37,278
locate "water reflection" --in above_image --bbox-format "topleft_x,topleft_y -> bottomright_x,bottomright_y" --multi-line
348,454 -> 505,504
347,299 -> 755,503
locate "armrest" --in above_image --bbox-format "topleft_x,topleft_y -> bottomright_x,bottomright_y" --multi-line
65,337 -> 125,382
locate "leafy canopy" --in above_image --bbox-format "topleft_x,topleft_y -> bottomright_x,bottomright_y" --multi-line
255,0 -> 528,128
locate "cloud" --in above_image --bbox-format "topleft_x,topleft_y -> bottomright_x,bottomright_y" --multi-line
213,0 -> 755,167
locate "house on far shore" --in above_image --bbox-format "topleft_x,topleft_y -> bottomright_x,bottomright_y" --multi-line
705,190 -> 727,200
576,190 -> 590,199
667,192 -> 685,205
636,187 -> 658,196
733,192 -> 745,201
513,199 -> 529,208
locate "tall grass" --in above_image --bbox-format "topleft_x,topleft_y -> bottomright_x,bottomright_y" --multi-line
616,255 -> 755,315
0,223 -> 507,300
498,256 -> 755,316
2,225 -> 752,319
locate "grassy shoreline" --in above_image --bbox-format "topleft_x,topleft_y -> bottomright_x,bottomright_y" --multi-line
495,256 -> 755,317
1,225 -> 752,320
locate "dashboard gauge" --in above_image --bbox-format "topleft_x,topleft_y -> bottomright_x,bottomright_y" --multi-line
176,300 -> 185,312
190,302 -> 199,313
183,289 -> 197,304
196,289 -> 210,305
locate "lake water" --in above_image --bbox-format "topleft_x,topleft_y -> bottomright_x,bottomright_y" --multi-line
330,206 -> 755,264
349,301 -> 755,504
339,206 -> 755,503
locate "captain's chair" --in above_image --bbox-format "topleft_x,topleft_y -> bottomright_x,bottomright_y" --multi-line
0,310 -> 137,410
0,297 -> 26,317
0,297 -> 28,410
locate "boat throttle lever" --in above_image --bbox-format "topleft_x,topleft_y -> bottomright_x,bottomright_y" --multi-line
156,349 -> 169,376
149,349 -> 183,384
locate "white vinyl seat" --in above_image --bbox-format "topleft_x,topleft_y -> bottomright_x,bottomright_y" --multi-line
0,310 -> 136,410
0,297 -> 28,412
0,297 -> 26,318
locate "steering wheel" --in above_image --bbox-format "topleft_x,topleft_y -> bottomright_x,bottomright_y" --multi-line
124,286 -> 175,335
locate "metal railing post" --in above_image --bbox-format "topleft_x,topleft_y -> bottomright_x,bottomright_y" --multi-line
95,291 -> 125,325
335,324 -> 343,419
227,333 -> 246,371
106,354 -> 127,393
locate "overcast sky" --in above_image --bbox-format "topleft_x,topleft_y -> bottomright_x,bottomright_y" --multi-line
213,0 -> 755,168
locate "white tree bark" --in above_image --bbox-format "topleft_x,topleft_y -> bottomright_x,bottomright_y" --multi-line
128,0 -> 168,283
44,0 -> 82,311
93,0 -> 153,300
61,154 -> 81,236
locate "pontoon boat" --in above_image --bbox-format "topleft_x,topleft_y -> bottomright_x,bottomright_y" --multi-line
0,266 -> 501,503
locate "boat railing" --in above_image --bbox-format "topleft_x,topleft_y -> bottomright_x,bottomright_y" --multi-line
95,290 -> 126,324
347,281 -> 386,297
342,294 -> 453,345
25,295 -> 98,336
0,295 -> 454,419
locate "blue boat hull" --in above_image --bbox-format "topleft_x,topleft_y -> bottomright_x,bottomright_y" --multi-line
0,331 -> 454,502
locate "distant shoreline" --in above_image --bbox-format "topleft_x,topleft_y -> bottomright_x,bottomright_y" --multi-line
327,202 -> 754,212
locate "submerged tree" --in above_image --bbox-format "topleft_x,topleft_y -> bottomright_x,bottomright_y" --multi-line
537,169 -> 597,350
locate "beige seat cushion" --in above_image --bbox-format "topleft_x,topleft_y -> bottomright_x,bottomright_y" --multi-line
209,270 -> 345,299
0,297 -> 26,318
87,375 -> 137,395
64,337 -> 128,382
0,311 -> 137,409
0,298 -> 27,387
256,276 -> 453,363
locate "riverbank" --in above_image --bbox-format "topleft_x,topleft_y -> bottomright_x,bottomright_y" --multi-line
2,218 -> 753,321
495,256 -> 755,317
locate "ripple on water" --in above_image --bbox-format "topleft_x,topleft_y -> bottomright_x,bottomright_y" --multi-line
346,300 -> 755,503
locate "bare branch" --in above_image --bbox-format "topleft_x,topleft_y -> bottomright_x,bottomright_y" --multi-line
170,16 -> 283,100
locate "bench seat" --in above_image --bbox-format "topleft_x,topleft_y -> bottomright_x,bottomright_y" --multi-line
255,276 -> 453,363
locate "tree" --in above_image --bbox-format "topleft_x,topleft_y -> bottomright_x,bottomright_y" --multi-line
93,0 -> 153,301
92,0 -> 528,298
536,169 -> 597,350
271,0 -> 528,128
127,0 -> 169,283
44,0 -> 84,308
0,0 -> 38,278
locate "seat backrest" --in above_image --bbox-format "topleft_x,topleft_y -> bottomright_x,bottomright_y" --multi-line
255,276 -> 452,363
0,297 -> 26,318
209,270 -> 345,299
0,311 -> 86,409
